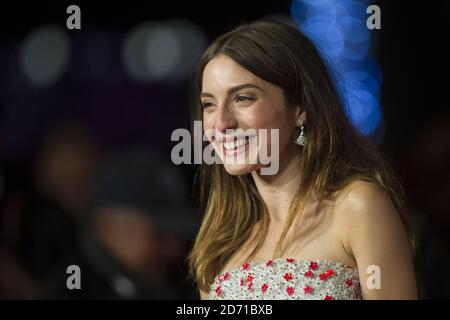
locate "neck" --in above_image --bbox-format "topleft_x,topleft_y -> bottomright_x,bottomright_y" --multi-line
251,147 -> 302,225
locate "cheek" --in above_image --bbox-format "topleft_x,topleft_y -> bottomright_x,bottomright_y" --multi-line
244,104 -> 295,150
202,113 -> 218,144
242,103 -> 290,130
202,111 -> 215,127
237,105 -> 274,129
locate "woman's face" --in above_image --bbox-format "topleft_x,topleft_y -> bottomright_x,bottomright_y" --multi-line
201,54 -> 302,176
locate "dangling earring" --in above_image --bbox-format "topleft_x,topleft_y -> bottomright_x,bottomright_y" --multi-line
294,120 -> 306,146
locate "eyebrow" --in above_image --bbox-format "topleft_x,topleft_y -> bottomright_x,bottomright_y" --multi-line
200,83 -> 264,99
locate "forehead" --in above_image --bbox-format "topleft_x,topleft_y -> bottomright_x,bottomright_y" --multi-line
202,54 -> 265,92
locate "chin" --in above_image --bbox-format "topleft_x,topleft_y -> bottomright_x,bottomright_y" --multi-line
222,163 -> 261,176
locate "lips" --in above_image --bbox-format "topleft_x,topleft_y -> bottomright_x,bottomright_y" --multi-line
217,135 -> 258,159
223,137 -> 249,151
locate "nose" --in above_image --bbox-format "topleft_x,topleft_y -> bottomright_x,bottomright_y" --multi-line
215,105 -> 238,133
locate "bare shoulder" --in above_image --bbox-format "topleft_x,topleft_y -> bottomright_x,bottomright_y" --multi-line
331,181 -> 417,299
332,180 -> 406,251
334,180 -> 399,221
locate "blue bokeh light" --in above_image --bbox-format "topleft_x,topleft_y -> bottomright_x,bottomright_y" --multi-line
291,0 -> 383,141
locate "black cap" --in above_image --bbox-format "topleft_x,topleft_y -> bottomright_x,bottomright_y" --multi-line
92,146 -> 199,239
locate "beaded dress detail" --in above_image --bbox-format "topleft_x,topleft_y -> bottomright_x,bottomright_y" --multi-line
208,258 -> 362,300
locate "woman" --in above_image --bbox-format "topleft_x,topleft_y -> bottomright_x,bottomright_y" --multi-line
187,20 -> 417,300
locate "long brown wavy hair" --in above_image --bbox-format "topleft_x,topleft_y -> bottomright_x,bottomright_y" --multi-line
187,20 -> 414,293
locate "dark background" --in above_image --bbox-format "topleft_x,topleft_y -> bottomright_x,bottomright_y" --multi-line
0,0 -> 449,299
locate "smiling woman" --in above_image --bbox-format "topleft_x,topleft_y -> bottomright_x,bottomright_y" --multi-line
187,20 -> 417,300
200,57 -> 288,176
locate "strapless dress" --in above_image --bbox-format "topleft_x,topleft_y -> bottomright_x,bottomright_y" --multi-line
208,258 -> 362,300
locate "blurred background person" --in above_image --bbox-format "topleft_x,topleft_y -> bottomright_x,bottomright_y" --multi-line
34,122 -> 103,222
0,121 -> 102,298
0,100 -> 39,299
39,147 -> 199,299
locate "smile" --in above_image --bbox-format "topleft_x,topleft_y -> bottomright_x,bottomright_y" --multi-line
223,137 -> 249,150
220,136 -> 257,157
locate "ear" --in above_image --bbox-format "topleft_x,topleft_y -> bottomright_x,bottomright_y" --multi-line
294,106 -> 307,125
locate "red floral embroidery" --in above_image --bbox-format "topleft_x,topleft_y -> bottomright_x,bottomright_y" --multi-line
261,283 -> 269,293
286,258 -> 295,263
266,259 -> 273,267
319,273 -> 328,281
240,278 -> 244,286
283,272 -> 293,281
320,269 -> 334,281
286,287 -> 295,296
217,272 -> 229,283
304,286 -> 313,295
242,262 -> 250,270
215,286 -> 222,296
304,270 -> 314,277
309,261 -> 319,270
243,273 -> 253,291
324,295 -> 333,300
345,279 -> 353,287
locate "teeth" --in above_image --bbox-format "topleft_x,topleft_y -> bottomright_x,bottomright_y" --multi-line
223,138 -> 248,150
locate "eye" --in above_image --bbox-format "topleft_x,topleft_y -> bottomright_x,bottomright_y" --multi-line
235,95 -> 254,103
201,101 -> 215,109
